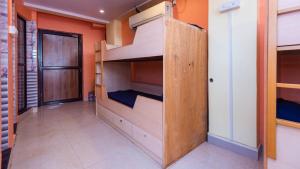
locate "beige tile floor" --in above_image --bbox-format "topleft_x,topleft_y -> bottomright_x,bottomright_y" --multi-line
10,101 -> 262,169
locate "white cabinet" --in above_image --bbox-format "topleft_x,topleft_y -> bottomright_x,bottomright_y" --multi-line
208,0 -> 257,148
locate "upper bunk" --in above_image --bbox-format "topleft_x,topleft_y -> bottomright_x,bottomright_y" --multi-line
103,16 -> 205,62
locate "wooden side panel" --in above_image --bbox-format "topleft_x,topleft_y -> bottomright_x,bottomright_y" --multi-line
163,18 -> 208,167
278,0 -> 300,10
104,17 -> 164,61
267,0 -> 278,159
278,11 -> 300,46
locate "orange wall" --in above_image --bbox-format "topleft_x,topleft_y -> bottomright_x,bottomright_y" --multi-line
277,54 -> 300,103
37,13 -> 106,100
131,61 -> 163,86
15,0 -> 36,21
122,19 -> 136,46
173,0 -> 208,29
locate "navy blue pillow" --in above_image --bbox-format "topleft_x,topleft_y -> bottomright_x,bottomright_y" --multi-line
108,90 -> 163,108
277,99 -> 300,123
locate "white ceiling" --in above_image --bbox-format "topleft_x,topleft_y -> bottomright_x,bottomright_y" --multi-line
24,0 -> 150,23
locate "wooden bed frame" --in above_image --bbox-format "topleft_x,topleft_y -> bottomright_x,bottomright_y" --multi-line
95,16 -> 208,168
267,0 -> 300,162
103,17 -> 164,61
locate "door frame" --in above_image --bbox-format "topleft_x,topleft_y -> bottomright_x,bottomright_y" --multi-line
17,15 -> 27,114
37,29 -> 83,106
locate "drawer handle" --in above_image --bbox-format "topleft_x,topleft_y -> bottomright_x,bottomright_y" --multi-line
120,119 -> 123,123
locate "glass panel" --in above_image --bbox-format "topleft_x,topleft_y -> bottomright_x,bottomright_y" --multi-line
17,17 -> 26,112
17,18 -> 26,65
18,66 -> 26,110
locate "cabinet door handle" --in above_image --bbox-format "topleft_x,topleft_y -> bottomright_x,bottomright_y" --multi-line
120,119 -> 123,123
209,78 -> 214,83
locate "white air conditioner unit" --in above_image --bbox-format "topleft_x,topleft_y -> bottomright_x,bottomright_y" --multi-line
129,1 -> 173,29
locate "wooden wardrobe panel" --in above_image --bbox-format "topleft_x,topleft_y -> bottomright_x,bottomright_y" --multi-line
163,18 -> 208,167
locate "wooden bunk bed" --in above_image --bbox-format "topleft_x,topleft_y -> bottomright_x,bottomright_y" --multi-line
267,0 -> 300,160
95,16 -> 208,168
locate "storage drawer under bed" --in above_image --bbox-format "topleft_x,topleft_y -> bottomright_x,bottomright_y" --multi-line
111,112 -> 133,137
132,125 -> 162,159
97,104 -> 162,159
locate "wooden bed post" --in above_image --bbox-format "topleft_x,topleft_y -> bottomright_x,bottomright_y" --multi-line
7,0 -> 15,148
267,0 -> 277,159
163,18 -> 208,168
100,41 -> 106,99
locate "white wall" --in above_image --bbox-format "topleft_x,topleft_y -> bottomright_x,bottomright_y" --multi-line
208,0 -> 257,148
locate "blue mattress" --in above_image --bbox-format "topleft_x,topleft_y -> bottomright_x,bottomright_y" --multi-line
108,90 -> 163,108
277,99 -> 300,123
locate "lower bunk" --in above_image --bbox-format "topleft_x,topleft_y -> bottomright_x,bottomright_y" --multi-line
96,88 -> 163,164
108,89 -> 163,108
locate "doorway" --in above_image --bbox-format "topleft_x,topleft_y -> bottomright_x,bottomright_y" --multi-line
38,30 -> 83,106
17,15 -> 27,114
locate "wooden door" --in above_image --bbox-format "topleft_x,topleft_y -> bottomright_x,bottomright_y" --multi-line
38,30 -> 82,105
